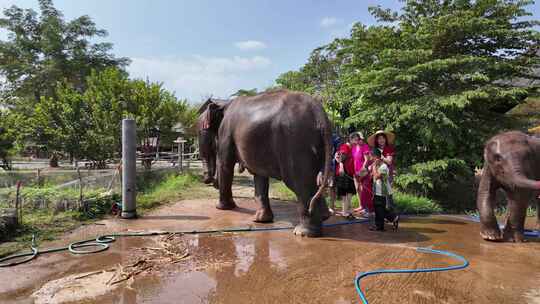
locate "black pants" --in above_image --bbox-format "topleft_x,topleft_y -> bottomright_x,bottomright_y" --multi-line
374,195 -> 396,230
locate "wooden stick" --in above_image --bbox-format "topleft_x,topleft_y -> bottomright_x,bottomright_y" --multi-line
74,270 -> 104,280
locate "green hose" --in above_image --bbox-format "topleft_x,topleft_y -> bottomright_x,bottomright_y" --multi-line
0,220 -> 370,268
0,227 -> 294,267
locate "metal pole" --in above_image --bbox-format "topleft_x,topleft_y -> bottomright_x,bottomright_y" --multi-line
121,119 -> 137,219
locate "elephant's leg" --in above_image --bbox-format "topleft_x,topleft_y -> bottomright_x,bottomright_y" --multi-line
253,175 -> 274,223
204,155 -> 216,185
502,191 -> 533,242
292,184 -> 324,238
477,168 -> 502,241
216,146 -> 237,210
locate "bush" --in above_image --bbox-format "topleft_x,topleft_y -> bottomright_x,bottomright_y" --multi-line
394,159 -> 470,196
270,181 -> 441,215
392,192 -> 442,214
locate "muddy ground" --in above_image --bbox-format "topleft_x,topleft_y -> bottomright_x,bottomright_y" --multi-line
0,176 -> 539,304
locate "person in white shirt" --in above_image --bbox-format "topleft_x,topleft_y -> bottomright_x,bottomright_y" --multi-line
369,148 -> 399,231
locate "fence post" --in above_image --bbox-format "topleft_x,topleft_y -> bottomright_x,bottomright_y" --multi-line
180,141 -> 185,171
15,181 -> 22,225
121,119 -> 137,219
77,167 -> 84,211
36,168 -> 41,187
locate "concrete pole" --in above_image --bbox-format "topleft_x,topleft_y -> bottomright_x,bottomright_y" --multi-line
121,119 -> 137,219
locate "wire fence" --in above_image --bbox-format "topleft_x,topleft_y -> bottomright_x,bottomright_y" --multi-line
0,159 -> 203,217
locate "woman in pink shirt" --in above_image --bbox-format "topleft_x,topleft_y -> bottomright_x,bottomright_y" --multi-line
350,132 -> 373,217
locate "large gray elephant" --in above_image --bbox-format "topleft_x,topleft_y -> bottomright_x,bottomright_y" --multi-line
477,131 -> 540,242
197,90 -> 332,237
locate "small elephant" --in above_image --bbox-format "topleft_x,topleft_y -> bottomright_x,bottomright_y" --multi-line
477,131 -> 540,242
197,90 -> 333,237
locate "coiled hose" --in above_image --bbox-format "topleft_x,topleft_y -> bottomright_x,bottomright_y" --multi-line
0,219 -> 369,267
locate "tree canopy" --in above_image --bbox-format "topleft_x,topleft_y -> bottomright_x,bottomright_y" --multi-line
25,68 -> 195,166
0,1 -> 198,168
0,0 -> 129,103
276,0 -> 540,202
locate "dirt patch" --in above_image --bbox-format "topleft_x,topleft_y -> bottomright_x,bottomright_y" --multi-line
32,270 -> 120,304
31,234 -> 192,304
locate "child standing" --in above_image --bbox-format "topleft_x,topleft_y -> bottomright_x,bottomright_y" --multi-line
369,148 -> 399,231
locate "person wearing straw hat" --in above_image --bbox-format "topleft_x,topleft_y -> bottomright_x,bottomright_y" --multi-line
367,130 -> 397,215
367,130 -> 396,183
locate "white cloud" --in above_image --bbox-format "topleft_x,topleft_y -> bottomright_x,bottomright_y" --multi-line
234,40 -> 267,51
128,55 -> 272,102
320,17 -> 341,28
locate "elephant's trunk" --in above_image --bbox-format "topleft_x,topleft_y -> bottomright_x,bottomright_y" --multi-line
509,173 -> 540,190
504,154 -> 540,190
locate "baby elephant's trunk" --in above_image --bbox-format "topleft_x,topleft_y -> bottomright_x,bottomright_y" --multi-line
510,173 -> 540,190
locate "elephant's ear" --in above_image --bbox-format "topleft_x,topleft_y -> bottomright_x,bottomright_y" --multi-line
200,99 -> 227,130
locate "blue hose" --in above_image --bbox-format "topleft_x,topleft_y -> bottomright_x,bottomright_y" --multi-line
354,247 -> 469,304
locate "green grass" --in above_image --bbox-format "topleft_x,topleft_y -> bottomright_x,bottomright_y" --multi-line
137,172 -> 211,211
0,171 -> 210,257
270,180 -> 296,201
270,181 -> 441,215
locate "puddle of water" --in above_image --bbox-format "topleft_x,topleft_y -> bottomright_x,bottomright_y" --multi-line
2,208 -> 540,304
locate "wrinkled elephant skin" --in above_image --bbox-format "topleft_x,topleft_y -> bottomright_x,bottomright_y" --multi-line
197,90 -> 332,237
477,131 -> 540,242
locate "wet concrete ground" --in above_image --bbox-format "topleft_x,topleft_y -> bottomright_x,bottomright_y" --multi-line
1,181 -> 539,304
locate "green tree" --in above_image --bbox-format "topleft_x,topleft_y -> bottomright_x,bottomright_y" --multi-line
0,110 -> 14,170
32,84 -> 90,163
83,68 -> 133,165
131,79 -> 188,169
23,68 -> 196,168
0,0 -> 129,103
275,46 -> 350,131
277,0 -> 540,206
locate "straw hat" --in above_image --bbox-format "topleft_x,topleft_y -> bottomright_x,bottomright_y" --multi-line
529,125 -> 540,134
367,130 -> 396,147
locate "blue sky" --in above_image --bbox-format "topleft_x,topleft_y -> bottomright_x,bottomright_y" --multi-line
1,1 -> 539,102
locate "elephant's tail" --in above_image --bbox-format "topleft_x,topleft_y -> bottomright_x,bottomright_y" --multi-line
308,108 -> 333,216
